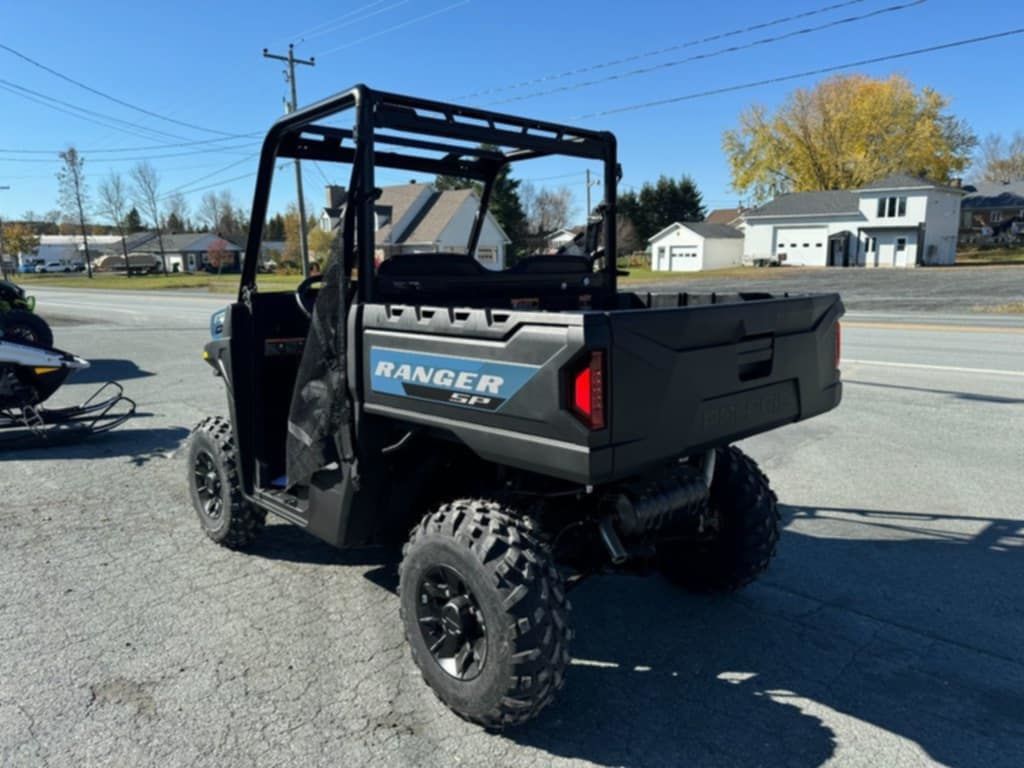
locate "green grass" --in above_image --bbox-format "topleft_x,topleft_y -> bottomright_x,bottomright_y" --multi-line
14,272 -> 301,293
618,265 -> 813,282
956,248 -> 1024,265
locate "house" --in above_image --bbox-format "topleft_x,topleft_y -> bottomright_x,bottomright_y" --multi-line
959,180 -> 1024,241
320,183 -> 510,269
741,174 -> 963,268
543,226 -> 586,255
129,233 -> 244,273
648,221 -> 744,272
704,208 -> 745,228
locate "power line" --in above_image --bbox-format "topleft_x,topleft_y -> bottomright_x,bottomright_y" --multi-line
0,80 -> 190,143
461,0 -> 871,99
280,0 -> 392,44
576,28 -> 1024,119
314,0 -> 471,57
0,42 -> 246,138
162,153 -> 262,198
295,0 -> 411,44
0,134 -> 262,155
0,143 -> 260,163
492,0 -> 927,106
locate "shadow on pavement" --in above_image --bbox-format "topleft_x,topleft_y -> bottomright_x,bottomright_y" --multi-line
505,504 -> 1024,767
845,378 -> 1024,404
1,426 -> 189,463
247,523 -> 399,573
69,358 -> 155,385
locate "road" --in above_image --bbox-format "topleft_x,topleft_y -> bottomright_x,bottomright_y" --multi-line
1,287 -> 1022,767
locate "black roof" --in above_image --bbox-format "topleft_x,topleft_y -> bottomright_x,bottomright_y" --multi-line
745,190 -> 859,218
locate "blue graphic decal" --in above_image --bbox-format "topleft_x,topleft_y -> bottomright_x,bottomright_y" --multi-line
370,347 -> 539,411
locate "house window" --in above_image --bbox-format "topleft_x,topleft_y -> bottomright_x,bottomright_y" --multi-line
991,211 -> 1003,223
878,196 -> 908,218
476,247 -> 497,263
896,238 -> 907,252
803,243 -> 809,247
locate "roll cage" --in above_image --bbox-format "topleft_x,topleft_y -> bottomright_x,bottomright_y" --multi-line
239,84 -> 619,304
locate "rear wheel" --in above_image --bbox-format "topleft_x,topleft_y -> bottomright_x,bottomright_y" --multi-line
657,446 -> 779,592
187,416 -> 265,549
1,309 -> 53,349
399,499 -> 571,729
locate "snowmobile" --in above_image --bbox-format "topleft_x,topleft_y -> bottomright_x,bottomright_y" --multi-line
0,338 -> 135,447
0,280 -> 53,348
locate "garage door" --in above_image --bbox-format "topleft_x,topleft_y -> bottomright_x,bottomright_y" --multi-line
669,245 -> 698,270
775,228 -> 827,266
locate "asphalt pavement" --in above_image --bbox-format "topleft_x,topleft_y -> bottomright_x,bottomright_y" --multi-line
1,284 -> 1022,767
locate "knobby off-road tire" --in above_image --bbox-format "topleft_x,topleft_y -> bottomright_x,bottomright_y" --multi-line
1,309 -> 53,349
657,446 -> 779,592
399,500 -> 572,729
187,416 -> 265,549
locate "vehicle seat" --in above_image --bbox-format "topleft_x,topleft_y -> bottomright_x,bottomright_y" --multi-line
377,252 -> 488,278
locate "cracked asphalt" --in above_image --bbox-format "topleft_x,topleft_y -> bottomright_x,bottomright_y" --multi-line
1,286 -> 1022,767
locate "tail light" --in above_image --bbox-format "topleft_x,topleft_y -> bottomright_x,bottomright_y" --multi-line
835,322 -> 842,368
570,350 -> 606,430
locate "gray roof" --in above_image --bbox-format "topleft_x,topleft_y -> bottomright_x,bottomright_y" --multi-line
857,173 -> 942,191
681,221 -> 744,239
401,188 -> 475,244
961,180 -> 1024,209
745,190 -> 859,218
132,233 -> 242,253
374,183 -> 433,243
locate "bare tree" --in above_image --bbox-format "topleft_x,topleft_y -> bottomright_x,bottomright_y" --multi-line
976,133 -> 1024,183
57,146 -> 93,278
130,161 -> 167,274
96,172 -> 133,276
525,185 -> 575,236
199,191 -> 222,232
164,191 -> 189,233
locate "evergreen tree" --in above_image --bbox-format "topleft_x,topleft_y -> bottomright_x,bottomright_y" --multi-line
434,144 -> 528,263
123,207 -> 144,231
165,212 -> 185,233
619,175 -> 705,243
265,213 -> 286,241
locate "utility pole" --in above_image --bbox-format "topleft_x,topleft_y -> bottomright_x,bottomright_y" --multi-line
584,169 -> 601,218
263,43 -> 315,278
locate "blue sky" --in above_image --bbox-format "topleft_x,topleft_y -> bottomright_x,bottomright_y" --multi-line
1,0 -> 1021,224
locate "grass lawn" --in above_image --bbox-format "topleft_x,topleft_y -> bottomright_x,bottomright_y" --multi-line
14,272 -> 300,293
956,248 -> 1024,265
618,265 -> 811,282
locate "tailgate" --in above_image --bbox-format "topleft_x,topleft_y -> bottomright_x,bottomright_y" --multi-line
604,293 -> 842,480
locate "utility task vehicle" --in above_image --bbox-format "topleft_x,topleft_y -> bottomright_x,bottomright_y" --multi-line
187,86 -> 843,728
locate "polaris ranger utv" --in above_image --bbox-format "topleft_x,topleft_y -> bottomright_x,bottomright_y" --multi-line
187,85 -> 843,728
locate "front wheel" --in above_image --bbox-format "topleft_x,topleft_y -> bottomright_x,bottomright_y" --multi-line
399,500 -> 572,729
657,446 -> 779,592
1,309 -> 53,349
187,416 -> 265,549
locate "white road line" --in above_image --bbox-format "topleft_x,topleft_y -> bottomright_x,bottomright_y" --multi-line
842,359 -> 1024,377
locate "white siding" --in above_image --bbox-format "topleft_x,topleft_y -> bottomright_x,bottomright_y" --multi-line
435,196 -> 508,270
648,224 -> 742,271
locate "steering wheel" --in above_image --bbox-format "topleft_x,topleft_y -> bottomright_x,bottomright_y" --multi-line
294,274 -> 324,318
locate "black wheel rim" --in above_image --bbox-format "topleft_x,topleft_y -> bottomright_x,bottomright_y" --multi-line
6,325 -> 39,345
193,451 -> 223,522
416,565 -> 487,681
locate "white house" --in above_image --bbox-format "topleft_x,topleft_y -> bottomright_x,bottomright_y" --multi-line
742,174 -> 963,268
543,226 -> 585,254
648,221 -> 745,272
320,183 -> 510,269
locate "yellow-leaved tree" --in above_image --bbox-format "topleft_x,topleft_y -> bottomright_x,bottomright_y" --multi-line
723,74 -> 976,203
